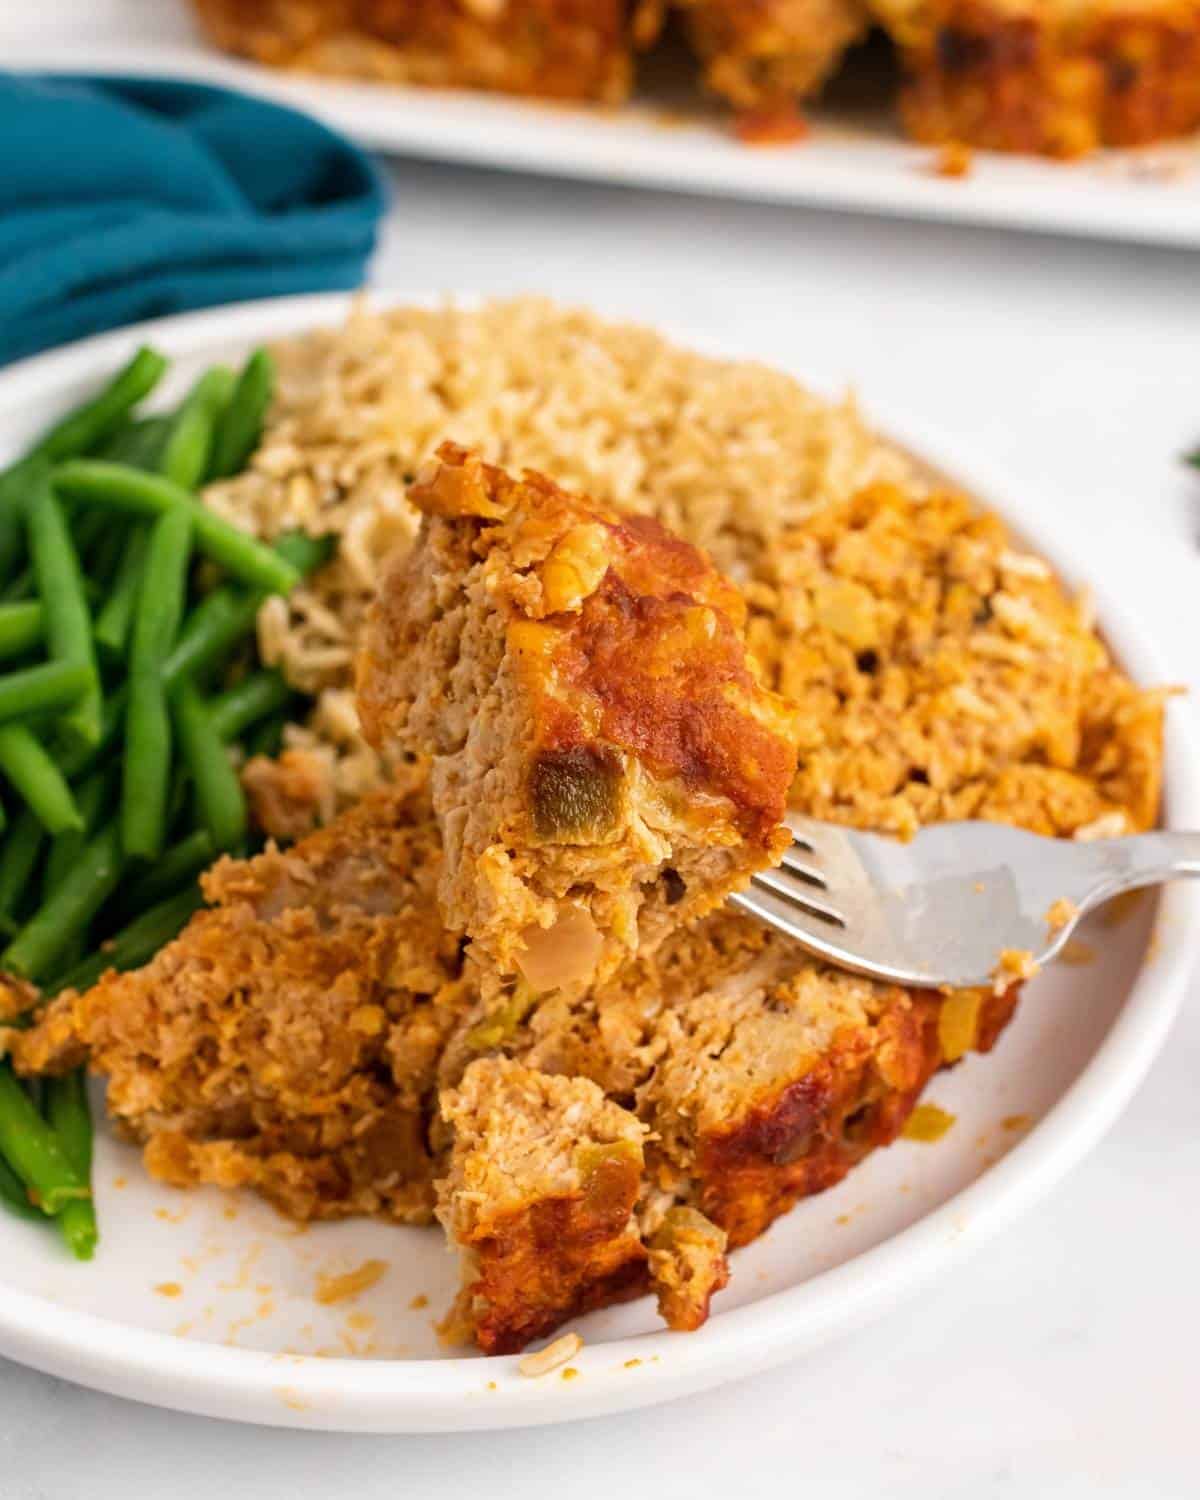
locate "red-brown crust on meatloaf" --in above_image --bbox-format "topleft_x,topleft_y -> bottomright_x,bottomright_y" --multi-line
458,985 -> 1021,1350
456,1175 -> 652,1356
366,440 -> 800,847
190,0 -> 651,102
886,0 -> 1200,155
541,566 -> 797,845
692,985 -> 1019,1248
679,0 -> 871,112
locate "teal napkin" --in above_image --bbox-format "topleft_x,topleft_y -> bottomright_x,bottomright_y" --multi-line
0,75 -> 388,365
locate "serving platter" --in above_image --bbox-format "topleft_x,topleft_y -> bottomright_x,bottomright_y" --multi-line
10,0 -> 1200,249
0,292 -> 1196,1433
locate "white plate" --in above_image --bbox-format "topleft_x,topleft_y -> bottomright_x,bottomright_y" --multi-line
0,292 -> 1197,1433
9,1 -> 1200,247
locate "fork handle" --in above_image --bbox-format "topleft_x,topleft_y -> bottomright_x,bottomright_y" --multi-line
1088,831 -> 1200,902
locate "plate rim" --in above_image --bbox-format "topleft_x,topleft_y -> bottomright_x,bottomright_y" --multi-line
7,39 -> 1200,249
0,291 -> 1197,1432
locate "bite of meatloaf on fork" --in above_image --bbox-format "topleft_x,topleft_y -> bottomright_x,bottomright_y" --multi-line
358,440 -> 800,999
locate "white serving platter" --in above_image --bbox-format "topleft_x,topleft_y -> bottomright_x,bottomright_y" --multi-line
8,1 -> 1200,247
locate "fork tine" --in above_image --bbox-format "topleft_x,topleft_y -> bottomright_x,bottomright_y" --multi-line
778,845 -> 827,887
750,868 -> 845,924
731,886 -> 848,962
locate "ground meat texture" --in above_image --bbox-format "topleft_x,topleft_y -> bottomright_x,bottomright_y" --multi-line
647,1206 -> 731,1331
747,483 -> 1162,839
871,0 -> 1200,155
190,0 -> 650,103
436,1059 -> 652,1354
679,0 -> 871,113
13,770 -> 470,1225
440,905 -> 1023,1302
357,441 -> 799,1001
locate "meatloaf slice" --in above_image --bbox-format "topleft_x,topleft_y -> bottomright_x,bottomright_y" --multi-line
190,0 -> 661,104
12,768 -> 469,1225
436,1058 -> 654,1354
633,912 -> 1017,1248
437,1057 -> 730,1353
435,907 -> 1017,1349
358,441 -> 799,999
872,0 -> 1200,155
677,0 -> 871,125
745,482 -> 1163,840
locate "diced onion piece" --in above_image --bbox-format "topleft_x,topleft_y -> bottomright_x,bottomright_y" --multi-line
517,904 -> 603,992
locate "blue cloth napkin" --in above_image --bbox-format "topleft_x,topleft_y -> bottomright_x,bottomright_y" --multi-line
0,74 -> 388,366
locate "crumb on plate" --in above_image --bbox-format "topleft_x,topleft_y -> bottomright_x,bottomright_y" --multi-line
1046,897 -> 1079,932
901,1102 -> 956,1141
992,948 -> 1040,995
931,142 -> 972,177
314,1259 -> 389,1306
518,1331 -> 584,1378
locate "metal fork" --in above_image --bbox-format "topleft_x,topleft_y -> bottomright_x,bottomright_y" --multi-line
729,812 -> 1200,990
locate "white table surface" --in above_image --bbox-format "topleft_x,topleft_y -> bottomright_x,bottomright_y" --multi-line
2,82 -> 1200,1496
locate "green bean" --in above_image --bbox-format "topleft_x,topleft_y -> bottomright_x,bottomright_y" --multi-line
118,829 -> 215,917
0,661 -> 88,726
93,528 -> 149,661
121,676 -> 172,863
43,764 -> 116,898
122,508 -> 192,861
156,531 -> 330,690
166,763 -> 191,838
54,462 -> 300,595
53,691 -> 123,784
0,807 -> 46,926
207,349 -> 274,481
25,476 -> 102,751
129,508 -> 193,670
0,1150 -> 40,1221
0,726 -> 83,834
71,507 -> 111,561
45,933 -> 87,987
56,532 -> 324,782
0,459 -> 39,585
52,884 -> 204,997
161,586 -> 260,686
272,530 -> 334,576
0,603 -> 40,660
160,366 -> 236,490
92,415 -> 132,460
0,1064 -> 88,1215
86,522 -> 128,589
77,763 -> 115,831
2,819 -> 124,982
46,1071 -> 97,1260
172,680 -> 247,852
209,671 -> 293,745
98,413 -> 171,471
30,347 -> 168,463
